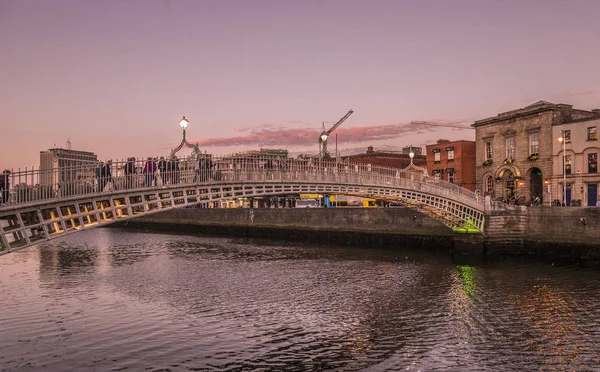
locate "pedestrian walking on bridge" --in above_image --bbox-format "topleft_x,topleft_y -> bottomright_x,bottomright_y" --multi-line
0,170 -> 11,204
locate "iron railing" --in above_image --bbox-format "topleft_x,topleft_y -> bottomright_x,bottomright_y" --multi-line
0,155 -> 483,210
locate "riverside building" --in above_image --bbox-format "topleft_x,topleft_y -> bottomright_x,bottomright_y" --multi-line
472,101 -> 600,206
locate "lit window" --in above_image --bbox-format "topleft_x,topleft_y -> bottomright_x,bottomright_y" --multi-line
434,152 -> 440,162
485,141 -> 492,160
589,153 -> 598,173
588,127 -> 597,141
485,176 -> 493,193
448,150 -> 455,161
505,137 -> 515,159
529,132 -> 539,155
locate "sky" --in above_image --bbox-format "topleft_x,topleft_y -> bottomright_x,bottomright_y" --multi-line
1,0 -> 599,171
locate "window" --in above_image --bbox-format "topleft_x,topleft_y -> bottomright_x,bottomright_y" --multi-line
564,129 -> 571,143
485,141 -> 492,160
588,127 -> 597,141
529,132 -> 539,155
434,152 -> 440,162
448,149 -> 454,161
447,169 -> 454,183
505,137 -> 515,159
485,176 -> 494,194
565,155 -> 572,175
589,153 -> 598,173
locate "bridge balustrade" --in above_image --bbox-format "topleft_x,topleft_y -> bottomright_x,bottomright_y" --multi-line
0,155 -> 484,254
0,155 -> 482,208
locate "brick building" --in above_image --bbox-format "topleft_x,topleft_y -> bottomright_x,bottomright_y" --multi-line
472,101 -> 600,205
426,139 -> 476,191
342,146 -> 426,169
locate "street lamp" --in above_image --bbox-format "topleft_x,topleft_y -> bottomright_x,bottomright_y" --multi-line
558,132 -> 566,206
179,116 -> 189,131
409,150 -> 415,166
170,116 -> 199,158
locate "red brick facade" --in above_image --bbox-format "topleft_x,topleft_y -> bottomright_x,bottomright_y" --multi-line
342,146 -> 426,169
426,140 -> 476,191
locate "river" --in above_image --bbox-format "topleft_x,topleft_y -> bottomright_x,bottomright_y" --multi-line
1,228 -> 599,371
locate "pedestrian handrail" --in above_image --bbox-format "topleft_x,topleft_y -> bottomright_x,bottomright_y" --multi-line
0,155 -> 482,210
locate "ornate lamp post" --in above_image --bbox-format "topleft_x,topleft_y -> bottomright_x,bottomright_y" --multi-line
558,131 -> 566,206
409,149 -> 415,166
170,116 -> 200,158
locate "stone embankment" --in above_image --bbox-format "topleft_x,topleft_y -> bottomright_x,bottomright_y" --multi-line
116,207 -> 459,253
115,206 -> 600,262
484,205 -> 600,261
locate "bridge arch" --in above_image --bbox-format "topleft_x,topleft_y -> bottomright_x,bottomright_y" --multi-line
1,157 -> 484,254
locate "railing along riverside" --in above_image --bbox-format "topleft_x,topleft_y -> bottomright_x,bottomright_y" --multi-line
0,155 -> 483,210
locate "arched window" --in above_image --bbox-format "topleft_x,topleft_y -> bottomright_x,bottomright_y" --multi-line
485,175 -> 494,194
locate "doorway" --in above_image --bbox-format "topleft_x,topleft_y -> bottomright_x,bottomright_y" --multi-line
504,171 -> 516,202
588,184 -> 598,206
529,168 -> 543,203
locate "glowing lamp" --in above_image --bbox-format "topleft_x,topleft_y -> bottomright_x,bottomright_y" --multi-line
179,116 -> 189,130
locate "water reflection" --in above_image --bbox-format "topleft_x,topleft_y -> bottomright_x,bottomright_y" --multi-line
38,241 -> 99,287
0,228 -> 599,371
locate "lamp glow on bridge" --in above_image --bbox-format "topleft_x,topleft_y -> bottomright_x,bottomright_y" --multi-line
170,116 -> 200,158
179,116 -> 189,130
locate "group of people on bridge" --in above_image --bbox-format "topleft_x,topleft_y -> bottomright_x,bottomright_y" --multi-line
94,155 -> 216,192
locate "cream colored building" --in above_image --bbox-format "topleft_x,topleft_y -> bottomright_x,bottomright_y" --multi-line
473,101 -> 600,206
553,117 -> 600,206
39,147 -> 98,188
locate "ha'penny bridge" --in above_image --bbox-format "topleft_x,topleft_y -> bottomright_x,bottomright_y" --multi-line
0,155 -> 485,255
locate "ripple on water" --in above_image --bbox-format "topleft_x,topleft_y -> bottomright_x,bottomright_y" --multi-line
1,229 -> 600,371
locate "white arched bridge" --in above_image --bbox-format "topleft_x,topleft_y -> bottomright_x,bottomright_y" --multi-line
0,155 -> 484,255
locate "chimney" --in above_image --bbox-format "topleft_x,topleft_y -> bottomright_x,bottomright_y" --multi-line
367,146 -> 374,153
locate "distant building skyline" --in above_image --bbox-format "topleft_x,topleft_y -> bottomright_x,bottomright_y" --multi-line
2,0 -> 600,170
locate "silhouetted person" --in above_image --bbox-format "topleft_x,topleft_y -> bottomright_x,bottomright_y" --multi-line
125,157 -> 136,189
197,157 -> 209,182
158,156 -> 167,185
95,162 -> 104,192
143,157 -> 156,187
0,170 -> 11,204
98,161 -> 112,191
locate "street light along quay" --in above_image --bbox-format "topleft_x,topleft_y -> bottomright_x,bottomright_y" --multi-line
558,131 -> 566,206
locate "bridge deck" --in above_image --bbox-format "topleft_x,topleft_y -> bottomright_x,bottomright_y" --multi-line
0,157 -> 484,254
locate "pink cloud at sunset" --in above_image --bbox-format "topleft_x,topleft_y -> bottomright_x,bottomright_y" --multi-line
193,120 -> 473,148
568,90 -> 595,97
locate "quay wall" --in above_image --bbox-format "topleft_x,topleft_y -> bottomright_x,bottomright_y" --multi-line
116,206 -> 600,261
484,206 -> 600,260
117,207 -> 458,252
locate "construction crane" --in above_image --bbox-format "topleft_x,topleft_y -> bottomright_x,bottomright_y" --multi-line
319,109 -> 354,159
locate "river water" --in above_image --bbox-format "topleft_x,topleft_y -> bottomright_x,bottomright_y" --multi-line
1,228 -> 599,371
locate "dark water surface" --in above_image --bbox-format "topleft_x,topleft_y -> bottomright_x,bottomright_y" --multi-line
1,229 -> 599,371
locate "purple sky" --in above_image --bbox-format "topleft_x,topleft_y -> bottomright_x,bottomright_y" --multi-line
1,0 -> 599,170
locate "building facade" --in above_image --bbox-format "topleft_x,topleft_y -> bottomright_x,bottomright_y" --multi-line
39,147 -> 98,187
426,139 -> 476,191
553,117 -> 600,206
341,146 -> 426,169
473,101 -> 600,205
